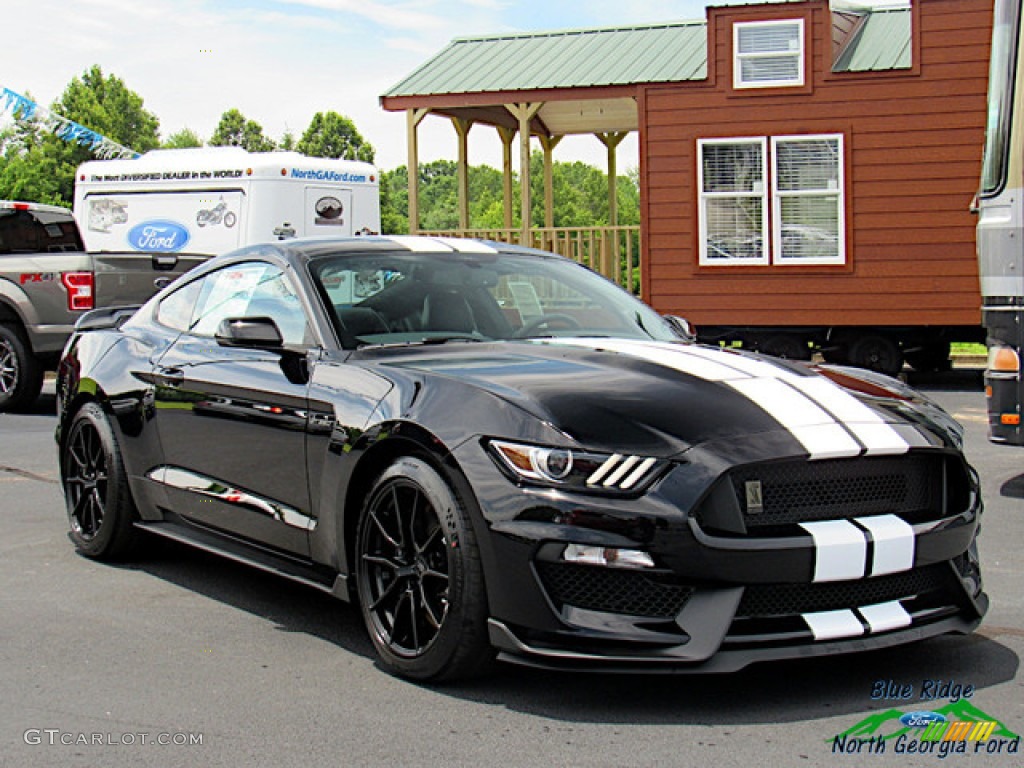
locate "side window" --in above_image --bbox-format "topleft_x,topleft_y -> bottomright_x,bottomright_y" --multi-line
156,277 -> 204,332
734,19 -> 805,89
0,210 -> 39,253
0,209 -> 82,254
190,262 -> 312,345
698,138 -> 769,265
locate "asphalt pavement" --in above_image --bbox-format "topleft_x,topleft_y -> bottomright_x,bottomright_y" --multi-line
1,373 -> 1021,768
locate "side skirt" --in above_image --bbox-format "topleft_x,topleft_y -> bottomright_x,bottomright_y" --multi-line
135,518 -> 351,602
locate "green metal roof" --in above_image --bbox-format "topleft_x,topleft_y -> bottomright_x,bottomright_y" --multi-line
383,9 -> 911,99
833,8 -> 912,72
383,22 -> 708,97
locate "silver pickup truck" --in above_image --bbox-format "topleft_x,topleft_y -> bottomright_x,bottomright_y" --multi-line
0,201 -> 94,411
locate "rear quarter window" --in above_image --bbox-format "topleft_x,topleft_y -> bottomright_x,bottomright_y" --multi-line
0,208 -> 84,254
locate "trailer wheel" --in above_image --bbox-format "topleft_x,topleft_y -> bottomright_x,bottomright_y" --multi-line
850,335 -> 903,376
758,334 -> 810,361
905,341 -> 952,373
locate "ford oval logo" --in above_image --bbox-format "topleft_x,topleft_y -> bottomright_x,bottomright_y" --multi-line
899,711 -> 947,728
127,220 -> 190,253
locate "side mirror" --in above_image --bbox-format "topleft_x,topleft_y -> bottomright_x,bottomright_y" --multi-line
663,315 -> 696,343
215,316 -> 284,349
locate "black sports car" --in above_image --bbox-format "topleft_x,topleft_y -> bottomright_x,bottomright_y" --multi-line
56,236 -> 987,681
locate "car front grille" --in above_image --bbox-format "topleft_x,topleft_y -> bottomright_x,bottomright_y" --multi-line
536,562 -> 693,619
695,453 -> 969,535
736,563 -> 951,618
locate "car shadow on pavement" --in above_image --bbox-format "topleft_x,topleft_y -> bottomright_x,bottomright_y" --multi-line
120,535 -> 1018,726
114,535 -> 377,659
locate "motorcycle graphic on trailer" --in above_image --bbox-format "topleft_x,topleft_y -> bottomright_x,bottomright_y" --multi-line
196,198 -> 237,228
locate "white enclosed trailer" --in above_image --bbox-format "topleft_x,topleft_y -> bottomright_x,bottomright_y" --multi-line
74,147 -> 380,306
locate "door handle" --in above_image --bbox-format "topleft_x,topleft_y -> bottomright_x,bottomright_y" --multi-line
155,367 -> 185,387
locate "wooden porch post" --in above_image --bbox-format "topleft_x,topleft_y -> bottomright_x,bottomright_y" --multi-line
496,126 -> 515,231
406,108 -> 430,234
506,103 -> 542,246
451,117 -> 473,231
539,134 -> 563,233
597,131 -> 627,280
597,132 -> 627,226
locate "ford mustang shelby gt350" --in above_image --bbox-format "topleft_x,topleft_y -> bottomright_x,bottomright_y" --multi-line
56,237 -> 986,681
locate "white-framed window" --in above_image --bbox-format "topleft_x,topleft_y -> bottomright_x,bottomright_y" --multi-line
698,138 -> 769,265
698,134 -> 845,266
771,135 -> 845,265
734,19 -> 805,89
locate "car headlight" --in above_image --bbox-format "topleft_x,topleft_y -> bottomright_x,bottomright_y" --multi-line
487,440 -> 665,493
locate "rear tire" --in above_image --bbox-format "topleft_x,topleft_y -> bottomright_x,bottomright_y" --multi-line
61,402 -> 139,559
0,324 -> 44,412
356,456 -> 492,682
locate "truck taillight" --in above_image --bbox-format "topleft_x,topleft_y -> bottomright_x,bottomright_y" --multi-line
61,272 -> 94,311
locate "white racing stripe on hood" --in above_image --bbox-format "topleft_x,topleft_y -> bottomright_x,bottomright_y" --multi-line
542,339 -> 911,460
548,338 -> 748,382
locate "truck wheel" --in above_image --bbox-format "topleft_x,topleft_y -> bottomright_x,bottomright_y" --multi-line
0,324 -> 44,412
850,334 -> 903,376
758,334 -> 810,361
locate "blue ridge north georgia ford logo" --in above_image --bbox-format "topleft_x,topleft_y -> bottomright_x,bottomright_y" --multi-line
127,220 -> 190,253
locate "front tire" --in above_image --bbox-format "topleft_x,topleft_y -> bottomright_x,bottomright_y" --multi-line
356,456 -> 491,682
62,402 -> 139,559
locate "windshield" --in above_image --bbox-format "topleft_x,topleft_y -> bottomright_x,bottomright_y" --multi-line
980,0 -> 1021,197
308,247 -> 681,348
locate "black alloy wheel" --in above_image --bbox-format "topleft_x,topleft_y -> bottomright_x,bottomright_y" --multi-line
356,457 -> 491,681
62,402 -> 138,558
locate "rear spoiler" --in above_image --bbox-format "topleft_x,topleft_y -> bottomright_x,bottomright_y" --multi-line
75,305 -> 141,331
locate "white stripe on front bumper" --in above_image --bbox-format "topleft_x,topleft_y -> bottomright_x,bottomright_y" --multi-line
855,514 -> 916,576
802,609 -> 865,641
799,519 -> 867,582
858,601 -> 912,633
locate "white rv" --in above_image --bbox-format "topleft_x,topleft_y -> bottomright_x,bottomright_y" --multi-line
74,147 -> 380,306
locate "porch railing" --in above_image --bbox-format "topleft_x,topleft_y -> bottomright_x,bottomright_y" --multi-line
419,226 -> 642,297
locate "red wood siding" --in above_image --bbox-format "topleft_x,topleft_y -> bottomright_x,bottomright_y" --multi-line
638,0 -> 991,328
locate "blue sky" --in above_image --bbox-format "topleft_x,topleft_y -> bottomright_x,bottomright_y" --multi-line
1,0 -> 891,171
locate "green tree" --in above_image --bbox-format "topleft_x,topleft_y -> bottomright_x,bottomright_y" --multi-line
380,157 -> 640,233
380,166 -> 408,234
209,108 -> 275,152
279,130 -> 296,151
162,127 -> 203,148
0,66 -> 159,204
296,111 -> 374,162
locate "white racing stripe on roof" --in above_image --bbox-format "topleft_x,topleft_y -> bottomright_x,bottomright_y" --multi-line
430,237 -> 499,254
383,235 -> 454,252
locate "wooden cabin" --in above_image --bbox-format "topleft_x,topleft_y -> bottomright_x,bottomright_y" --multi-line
382,0 -> 993,372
